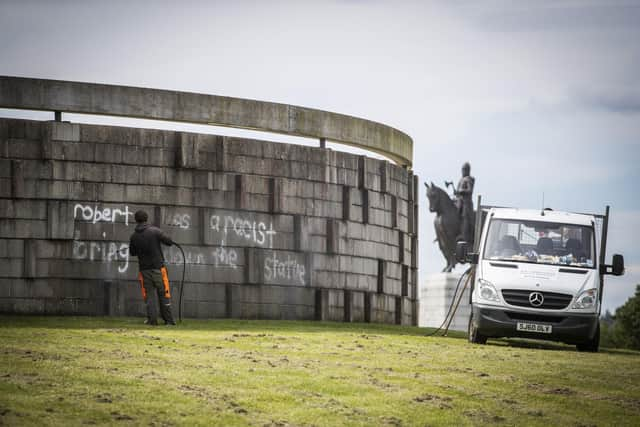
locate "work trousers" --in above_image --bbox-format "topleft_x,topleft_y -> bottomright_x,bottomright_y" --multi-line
138,267 -> 175,325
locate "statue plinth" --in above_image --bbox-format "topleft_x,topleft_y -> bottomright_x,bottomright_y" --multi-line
419,272 -> 471,332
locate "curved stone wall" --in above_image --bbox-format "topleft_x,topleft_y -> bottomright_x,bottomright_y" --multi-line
0,76 -> 414,166
0,118 -> 419,324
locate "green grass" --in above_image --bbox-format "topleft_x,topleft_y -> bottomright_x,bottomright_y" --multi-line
1,316 -> 639,426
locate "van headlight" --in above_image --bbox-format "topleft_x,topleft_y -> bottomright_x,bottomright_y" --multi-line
478,279 -> 500,303
573,289 -> 597,309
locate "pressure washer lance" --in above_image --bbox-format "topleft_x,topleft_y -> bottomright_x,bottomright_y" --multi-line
424,266 -> 474,337
171,241 -> 187,324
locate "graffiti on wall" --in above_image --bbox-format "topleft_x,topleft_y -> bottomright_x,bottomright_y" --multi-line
264,251 -> 306,286
72,239 -> 130,273
74,203 -> 133,226
69,204 -> 306,283
209,213 -> 276,248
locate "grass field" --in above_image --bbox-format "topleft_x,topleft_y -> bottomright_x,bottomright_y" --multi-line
1,316 -> 639,426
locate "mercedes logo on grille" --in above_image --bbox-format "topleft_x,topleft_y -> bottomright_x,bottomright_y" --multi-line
529,292 -> 544,307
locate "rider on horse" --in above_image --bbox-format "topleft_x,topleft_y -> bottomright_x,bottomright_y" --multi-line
455,162 -> 475,244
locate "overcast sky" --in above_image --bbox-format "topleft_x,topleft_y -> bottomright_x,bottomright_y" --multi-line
1,0 -> 638,312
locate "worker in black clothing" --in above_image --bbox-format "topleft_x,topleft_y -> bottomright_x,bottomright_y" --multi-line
129,210 -> 176,325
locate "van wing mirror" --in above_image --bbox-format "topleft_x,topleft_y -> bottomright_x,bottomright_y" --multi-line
601,254 -> 625,276
455,241 -> 468,262
456,241 -> 479,265
611,254 -> 625,276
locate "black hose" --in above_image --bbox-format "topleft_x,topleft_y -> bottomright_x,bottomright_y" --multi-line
424,266 -> 473,337
172,242 -> 187,323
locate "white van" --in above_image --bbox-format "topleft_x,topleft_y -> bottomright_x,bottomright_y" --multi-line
458,207 -> 624,352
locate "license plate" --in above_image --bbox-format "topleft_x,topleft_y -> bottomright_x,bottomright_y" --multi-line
516,322 -> 552,334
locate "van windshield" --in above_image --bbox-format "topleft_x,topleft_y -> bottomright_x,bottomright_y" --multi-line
483,218 -> 595,269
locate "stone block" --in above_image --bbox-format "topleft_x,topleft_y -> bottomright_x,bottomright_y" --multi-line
47,200 -> 75,240
111,164 -> 140,184
315,288 -> 344,321
408,173 -> 415,203
408,201 -> 415,235
22,239 -> 37,279
326,219 -> 340,255
177,132 -> 202,169
0,258 -> 23,277
11,160 -> 24,198
391,195 -> 398,228
214,136 -> 227,171
57,141 -> 96,162
398,231 -> 405,264
269,177 -> 283,213
401,265 -> 409,297
357,155 -> 367,189
121,145 -> 144,165
145,147 -> 174,167
139,166 -> 165,186
342,186 -> 352,220
52,161 -> 112,182
49,121 -> 81,142
294,215 -> 309,251
244,247 -> 261,284
361,189 -> 369,224
0,121 -> 7,155
0,239 -> 24,258
377,259 -> 386,294
12,298 -> 45,314
380,162 -> 391,193
235,174 -> 246,209
411,235 -> 418,269
94,142 -> 123,164
369,294 -> 396,324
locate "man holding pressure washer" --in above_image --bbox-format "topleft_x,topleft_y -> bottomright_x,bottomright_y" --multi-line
129,210 -> 177,326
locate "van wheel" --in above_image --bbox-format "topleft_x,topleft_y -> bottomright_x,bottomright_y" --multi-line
576,323 -> 600,352
468,310 -> 487,344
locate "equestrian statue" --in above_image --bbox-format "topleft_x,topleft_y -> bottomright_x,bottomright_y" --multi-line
425,162 -> 476,272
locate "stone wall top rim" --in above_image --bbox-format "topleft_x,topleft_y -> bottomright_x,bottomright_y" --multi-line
0,76 -> 414,167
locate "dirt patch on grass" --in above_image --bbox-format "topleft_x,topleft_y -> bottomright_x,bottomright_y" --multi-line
546,387 -> 576,395
463,409 -> 506,423
110,411 -> 134,421
414,394 -> 453,409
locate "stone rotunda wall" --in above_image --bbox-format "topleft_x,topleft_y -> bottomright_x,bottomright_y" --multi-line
0,119 -> 419,324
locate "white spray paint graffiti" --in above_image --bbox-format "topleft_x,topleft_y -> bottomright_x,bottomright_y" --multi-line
166,246 -> 205,265
264,252 -> 306,285
69,206 -> 296,279
72,203 -> 133,273
210,214 -> 276,248
165,243 -> 238,269
169,213 -> 191,229
212,242 -> 238,269
72,240 -> 130,273
74,203 -> 133,226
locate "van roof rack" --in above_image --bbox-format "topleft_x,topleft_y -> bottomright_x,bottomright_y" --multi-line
478,204 -> 607,220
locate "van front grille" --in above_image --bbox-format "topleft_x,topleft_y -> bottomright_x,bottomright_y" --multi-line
501,289 -> 573,310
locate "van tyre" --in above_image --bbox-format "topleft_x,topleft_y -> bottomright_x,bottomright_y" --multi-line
468,310 -> 487,345
576,323 -> 600,353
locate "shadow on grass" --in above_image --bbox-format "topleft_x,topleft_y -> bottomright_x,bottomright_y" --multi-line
483,337 -> 640,356
0,315 -> 448,338
487,338 -> 576,352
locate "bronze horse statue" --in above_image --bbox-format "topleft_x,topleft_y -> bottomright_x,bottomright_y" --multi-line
425,182 -> 475,272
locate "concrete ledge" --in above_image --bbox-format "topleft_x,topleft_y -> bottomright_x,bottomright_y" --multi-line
419,273 -> 470,332
0,76 -> 413,166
